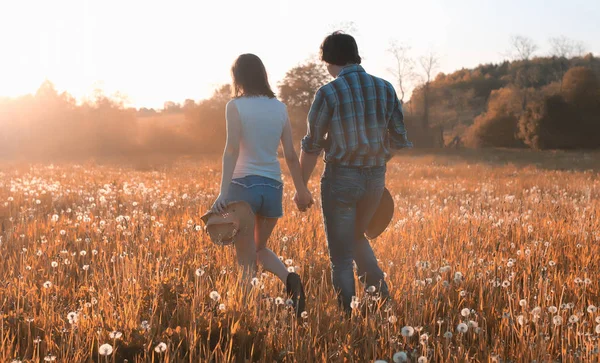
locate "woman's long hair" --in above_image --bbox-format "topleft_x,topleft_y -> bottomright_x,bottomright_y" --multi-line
231,54 -> 276,98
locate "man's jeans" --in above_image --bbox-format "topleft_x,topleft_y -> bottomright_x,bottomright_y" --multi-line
321,164 -> 390,312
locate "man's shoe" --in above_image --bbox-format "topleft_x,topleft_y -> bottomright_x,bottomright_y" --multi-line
286,273 -> 306,318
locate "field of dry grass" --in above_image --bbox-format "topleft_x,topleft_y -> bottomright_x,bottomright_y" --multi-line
1,150 -> 600,362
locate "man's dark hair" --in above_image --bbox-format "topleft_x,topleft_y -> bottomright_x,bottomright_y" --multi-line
320,31 -> 362,66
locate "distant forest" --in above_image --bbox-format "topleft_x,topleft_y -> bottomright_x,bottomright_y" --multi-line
1,38 -> 599,161
407,53 -> 600,149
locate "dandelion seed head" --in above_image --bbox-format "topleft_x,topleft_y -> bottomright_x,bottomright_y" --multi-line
393,351 -> 408,363
154,342 -> 167,353
67,311 -> 79,324
109,331 -> 123,340
209,291 -> 220,301
401,326 -> 415,337
98,343 -> 113,356
553,316 -> 563,326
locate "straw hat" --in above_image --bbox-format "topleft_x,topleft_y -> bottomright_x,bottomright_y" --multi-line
365,187 -> 394,239
200,201 -> 255,246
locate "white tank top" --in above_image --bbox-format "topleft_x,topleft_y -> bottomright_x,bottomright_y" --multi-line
231,96 -> 287,182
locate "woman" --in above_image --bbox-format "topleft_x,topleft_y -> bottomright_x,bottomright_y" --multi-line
211,54 -> 312,316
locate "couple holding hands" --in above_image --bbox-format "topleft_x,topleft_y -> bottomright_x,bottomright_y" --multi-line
202,32 -> 412,318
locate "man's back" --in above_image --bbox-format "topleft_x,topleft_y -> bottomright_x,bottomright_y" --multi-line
301,64 -> 412,166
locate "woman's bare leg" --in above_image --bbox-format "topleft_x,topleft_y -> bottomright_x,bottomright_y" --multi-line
255,216 -> 289,283
233,233 -> 257,281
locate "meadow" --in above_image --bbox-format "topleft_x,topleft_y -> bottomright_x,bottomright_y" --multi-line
1,149 -> 600,362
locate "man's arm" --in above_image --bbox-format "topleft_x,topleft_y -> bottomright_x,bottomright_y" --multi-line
299,88 -> 331,186
299,150 -> 319,187
388,92 -> 413,150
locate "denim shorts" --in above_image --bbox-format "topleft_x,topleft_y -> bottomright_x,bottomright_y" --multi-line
228,175 -> 283,218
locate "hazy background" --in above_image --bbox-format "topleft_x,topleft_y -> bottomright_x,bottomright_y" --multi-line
1,0 -> 599,107
1,0 -> 599,162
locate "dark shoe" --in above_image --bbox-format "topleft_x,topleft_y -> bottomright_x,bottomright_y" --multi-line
286,273 -> 306,318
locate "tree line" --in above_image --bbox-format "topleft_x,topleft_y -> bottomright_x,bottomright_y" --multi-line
1,34 -> 598,162
402,35 -> 600,149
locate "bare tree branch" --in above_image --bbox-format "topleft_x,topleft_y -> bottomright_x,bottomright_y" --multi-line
418,51 -> 441,84
329,21 -> 359,35
386,40 -> 414,102
509,35 -> 539,61
549,35 -> 587,58
417,51 -> 441,130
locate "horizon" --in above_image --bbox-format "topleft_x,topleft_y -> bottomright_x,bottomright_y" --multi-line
1,0 -> 599,109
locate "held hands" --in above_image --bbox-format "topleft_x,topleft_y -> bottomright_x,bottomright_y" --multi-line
294,186 -> 314,212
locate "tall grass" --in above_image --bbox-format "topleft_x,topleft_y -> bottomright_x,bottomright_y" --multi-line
1,152 -> 599,362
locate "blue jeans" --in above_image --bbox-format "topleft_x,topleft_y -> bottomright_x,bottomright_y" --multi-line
228,175 -> 283,218
321,164 -> 389,312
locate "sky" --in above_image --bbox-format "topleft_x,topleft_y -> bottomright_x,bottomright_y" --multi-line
0,0 -> 599,109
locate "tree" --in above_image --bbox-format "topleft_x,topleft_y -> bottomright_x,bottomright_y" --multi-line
182,84 -> 233,153
549,36 -> 586,58
561,66 -> 600,107
329,21 -> 359,35
278,61 -> 330,131
518,67 -> 600,150
417,51 -> 441,129
387,40 -> 414,102
509,35 -> 538,61
464,87 -> 525,148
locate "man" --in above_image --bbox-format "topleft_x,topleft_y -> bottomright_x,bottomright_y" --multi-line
295,31 -> 412,313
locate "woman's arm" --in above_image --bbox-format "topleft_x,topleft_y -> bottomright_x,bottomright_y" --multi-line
213,101 -> 241,213
281,117 -> 313,210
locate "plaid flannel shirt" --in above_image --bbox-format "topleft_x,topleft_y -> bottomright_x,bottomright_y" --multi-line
301,65 -> 412,167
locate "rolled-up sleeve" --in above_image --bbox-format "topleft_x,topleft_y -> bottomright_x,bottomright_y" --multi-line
301,88 -> 331,154
388,95 -> 413,149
